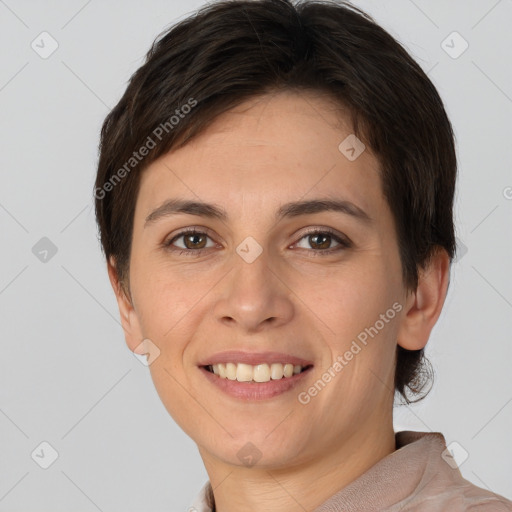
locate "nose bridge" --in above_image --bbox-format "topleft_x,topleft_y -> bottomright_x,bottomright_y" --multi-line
230,238 -> 275,304
213,238 -> 294,331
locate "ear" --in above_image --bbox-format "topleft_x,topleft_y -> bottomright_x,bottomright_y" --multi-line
397,247 -> 451,351
107,256 -> 144,352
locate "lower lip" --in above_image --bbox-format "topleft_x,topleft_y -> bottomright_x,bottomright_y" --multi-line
199,366 -> 313,401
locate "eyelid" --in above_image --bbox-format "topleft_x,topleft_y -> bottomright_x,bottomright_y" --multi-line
293,226 -> 351,246
164,226 -> 219,248
163,225 -> 352,255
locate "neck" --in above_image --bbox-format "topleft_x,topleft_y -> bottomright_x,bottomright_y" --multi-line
199,417 -> 396,512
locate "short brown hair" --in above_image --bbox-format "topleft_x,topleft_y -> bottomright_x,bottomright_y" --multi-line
94,0 -> 457,404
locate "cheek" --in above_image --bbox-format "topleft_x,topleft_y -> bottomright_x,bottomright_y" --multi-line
307,262 -> 401,381
306,264 -> 398,331
131,260 -> 209,340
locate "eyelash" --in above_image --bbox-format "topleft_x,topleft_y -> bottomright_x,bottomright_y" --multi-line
163,227 -> 352,257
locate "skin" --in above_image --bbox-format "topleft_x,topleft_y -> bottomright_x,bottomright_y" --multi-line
108,90 -> 450,512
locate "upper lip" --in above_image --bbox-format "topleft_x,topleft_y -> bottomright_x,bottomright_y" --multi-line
198,351 -> 314,367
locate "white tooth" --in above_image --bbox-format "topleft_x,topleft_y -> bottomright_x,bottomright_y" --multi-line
236,363 -> 254,382
270,363 -> 284,379
212,362 -> 302,381
226,362 -> 237,380
283,363 -> 294,378
253,364 -> 271,383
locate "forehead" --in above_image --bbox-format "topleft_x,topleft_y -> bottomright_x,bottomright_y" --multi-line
135,91 -> 384,223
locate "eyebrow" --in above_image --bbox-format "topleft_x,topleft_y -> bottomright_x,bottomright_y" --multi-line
144,197 -> 372,227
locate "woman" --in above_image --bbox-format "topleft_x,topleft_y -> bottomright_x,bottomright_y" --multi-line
94,0 -> 512,509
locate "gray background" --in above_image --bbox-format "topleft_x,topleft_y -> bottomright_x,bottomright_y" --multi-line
1,0 -> 511,510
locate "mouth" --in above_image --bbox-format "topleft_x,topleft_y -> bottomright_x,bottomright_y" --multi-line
198,362 -> 314,401
197,350 -> 314,400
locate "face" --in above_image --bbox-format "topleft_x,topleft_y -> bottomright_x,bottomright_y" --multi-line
119,91 -> 412,470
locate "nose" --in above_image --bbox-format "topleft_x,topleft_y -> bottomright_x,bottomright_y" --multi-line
211,245 -> 295,333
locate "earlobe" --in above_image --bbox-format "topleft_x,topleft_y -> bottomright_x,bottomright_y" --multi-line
397,248 -> 451,351
107,256 -> 144,352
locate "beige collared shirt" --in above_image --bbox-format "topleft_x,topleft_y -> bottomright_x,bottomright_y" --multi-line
188,431 -> 512,511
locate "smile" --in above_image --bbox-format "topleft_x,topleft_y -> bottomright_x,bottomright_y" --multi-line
199,364 -> 314,401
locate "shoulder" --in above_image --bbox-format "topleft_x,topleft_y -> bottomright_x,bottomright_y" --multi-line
394,431 -> 512,511
451,469 -> 512,511
395,479 -> 512,512
462,483 -> 512,511
467,500 -> 512,511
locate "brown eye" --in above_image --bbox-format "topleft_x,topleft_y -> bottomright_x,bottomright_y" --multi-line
308,233 -> 334,250
292,228 -> 352,256
182,232 -> 208,249
165,229 -> 215,254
